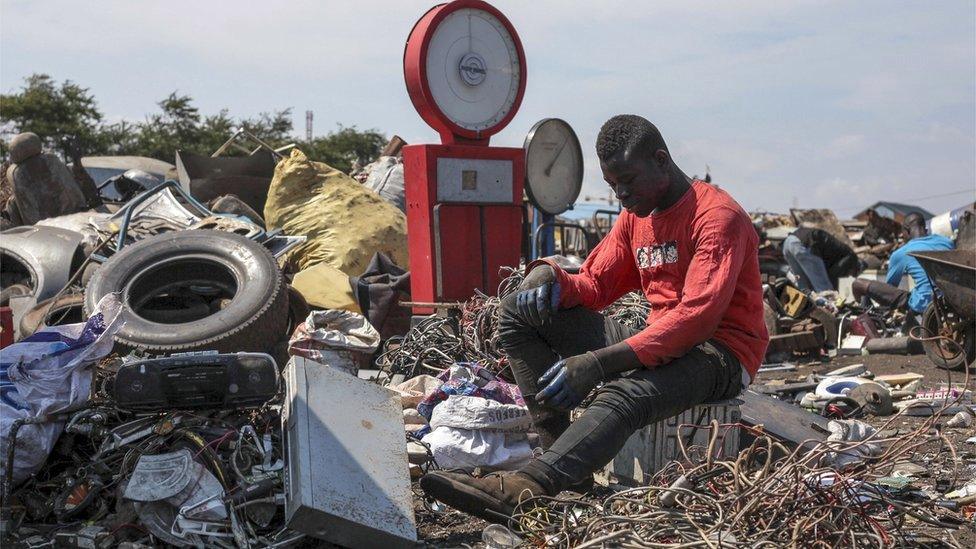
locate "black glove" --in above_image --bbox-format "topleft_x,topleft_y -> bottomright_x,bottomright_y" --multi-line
535,352 -> 603,411
516,265 -> 561,326
535,343 -> 643,411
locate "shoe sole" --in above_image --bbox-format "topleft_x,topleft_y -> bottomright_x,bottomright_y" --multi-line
419,474 -> 514,524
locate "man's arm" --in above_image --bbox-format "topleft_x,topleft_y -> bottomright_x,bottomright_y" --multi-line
624,207 -> 753,366
536,213 -> 641,311
885,248 -> 907,287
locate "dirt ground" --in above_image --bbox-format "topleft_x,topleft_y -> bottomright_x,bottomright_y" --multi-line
414,352 -> 976,547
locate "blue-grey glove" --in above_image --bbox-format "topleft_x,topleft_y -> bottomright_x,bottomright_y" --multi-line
535,352 -> 604,411
516,265 -> 561,326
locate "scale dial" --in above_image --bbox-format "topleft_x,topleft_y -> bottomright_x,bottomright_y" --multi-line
405,0 -> 527,143
524,118 -> 583,216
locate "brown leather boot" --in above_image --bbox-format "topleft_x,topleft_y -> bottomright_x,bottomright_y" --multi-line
419,470 -> 547,523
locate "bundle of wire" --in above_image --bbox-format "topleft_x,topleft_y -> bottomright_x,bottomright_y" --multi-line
376,268 -> 657,382
375,269 -> 525,381
601,291 -> 652,331
506,361 -> 971,548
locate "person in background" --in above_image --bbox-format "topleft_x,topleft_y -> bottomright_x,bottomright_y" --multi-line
781,226 -> 859,292
852,212 -> 954,315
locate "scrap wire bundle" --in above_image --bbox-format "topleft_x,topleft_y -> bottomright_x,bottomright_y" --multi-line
601,291 -> 651,331
509,414 -> 968,548
378,268 -> 655,382
376,269 -> 525,380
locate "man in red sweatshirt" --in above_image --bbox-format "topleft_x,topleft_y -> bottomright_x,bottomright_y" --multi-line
421,115 -> 768,522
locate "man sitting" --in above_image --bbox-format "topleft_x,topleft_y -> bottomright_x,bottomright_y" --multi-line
781,227 -> 859,292
852,212 -> 954,316
420,115 -> 768,523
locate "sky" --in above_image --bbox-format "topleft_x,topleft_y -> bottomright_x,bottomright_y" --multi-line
2,0 -> 974,217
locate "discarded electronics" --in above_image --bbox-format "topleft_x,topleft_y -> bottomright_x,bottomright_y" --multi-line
602,399 -> 742,486
112,353 -> 279,411
282,356 -> 417,547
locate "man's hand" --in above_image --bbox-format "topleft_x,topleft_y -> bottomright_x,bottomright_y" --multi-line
535,352 -> 604,411
516,265 -> 561,326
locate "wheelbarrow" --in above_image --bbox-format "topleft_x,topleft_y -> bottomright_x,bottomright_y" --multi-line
910,249 -> 975,370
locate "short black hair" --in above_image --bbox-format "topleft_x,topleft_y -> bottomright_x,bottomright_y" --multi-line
596,115 -> 669,161
903,212 -> 926,231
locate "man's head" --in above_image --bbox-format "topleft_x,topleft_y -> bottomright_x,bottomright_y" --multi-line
596,115 -> 674,218
902,212 -> 927,239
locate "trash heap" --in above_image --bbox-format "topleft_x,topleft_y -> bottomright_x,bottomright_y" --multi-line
495,411 -> 972,548
2,130 -> 973,547
1,298 -> 299,547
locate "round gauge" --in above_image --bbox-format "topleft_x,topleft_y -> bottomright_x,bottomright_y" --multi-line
404,0 -> 527,143
523,118 -> 583,216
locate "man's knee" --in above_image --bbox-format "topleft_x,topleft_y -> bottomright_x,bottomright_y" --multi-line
498,293 -> 529,348
586,381 -> 648,431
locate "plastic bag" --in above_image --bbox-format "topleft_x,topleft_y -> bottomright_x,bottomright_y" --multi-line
823,419 -> 881,469
291,262 -> 361,313
363,156 -> 405,213
421,395 -> 533,470
417,363 -> 524,420
393,375 -> 442,409
287,309 -> 381,375
0,294 -> 124,486
264,149 -> 408,274
430,395 -> 532,433
422,427 -> 533,470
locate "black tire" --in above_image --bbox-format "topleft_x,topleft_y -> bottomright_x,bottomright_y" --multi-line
84,230 -> 288,354
921,303 -> 974,370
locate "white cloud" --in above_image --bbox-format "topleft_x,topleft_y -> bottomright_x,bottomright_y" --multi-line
2,0 -> 973,215
825,134 -> 866,159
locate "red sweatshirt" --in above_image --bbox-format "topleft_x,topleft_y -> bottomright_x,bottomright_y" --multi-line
544,181 -> 768,380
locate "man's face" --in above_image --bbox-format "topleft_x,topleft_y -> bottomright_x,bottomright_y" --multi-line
600,146 -> 671,218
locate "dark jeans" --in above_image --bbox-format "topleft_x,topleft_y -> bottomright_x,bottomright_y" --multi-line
497,294 -> 743,493
861,280 -> 910,311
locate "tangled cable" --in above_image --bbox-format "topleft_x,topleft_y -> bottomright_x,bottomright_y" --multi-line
601,291 -> 652,331
375,269 -> 525,381
506,343 -> 971,548
508,423 -> 966,547
377,268 -> 657,383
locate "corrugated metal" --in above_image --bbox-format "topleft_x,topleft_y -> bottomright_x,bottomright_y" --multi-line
602,399 -> 742,486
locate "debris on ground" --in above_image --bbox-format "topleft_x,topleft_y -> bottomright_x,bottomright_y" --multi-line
1,121 -> 973,549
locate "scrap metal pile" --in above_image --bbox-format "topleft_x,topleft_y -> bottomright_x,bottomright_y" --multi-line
2,348 -> 300,548
499,394 -> 972,548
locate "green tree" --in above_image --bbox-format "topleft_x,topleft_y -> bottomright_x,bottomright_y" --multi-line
303,124 -> 386,174
0,74 -> 104,159
1,73 -> 385,174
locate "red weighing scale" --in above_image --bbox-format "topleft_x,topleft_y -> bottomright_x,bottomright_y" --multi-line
403,0 -> 527,311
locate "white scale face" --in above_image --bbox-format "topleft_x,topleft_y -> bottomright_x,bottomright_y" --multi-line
424,8 -> 522,132
524,119 -> 583,215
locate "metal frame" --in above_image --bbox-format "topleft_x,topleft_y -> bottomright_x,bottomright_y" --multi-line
112,180 -> 211,251
532,221 -> 596,259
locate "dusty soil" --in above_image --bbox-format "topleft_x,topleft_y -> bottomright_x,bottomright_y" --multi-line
414,352 -> 976,547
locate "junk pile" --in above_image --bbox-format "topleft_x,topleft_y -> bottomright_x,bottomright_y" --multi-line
490,409 -> 972,547
1,131 -> 421,547
2,129 -> 973,546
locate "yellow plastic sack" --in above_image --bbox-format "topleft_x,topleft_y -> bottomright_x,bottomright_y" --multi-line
291,262 -> 361,313
264,149 -> 408,274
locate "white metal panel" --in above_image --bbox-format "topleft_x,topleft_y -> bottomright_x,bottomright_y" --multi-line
436,157 -> 513,203
283,357 -> 417,547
